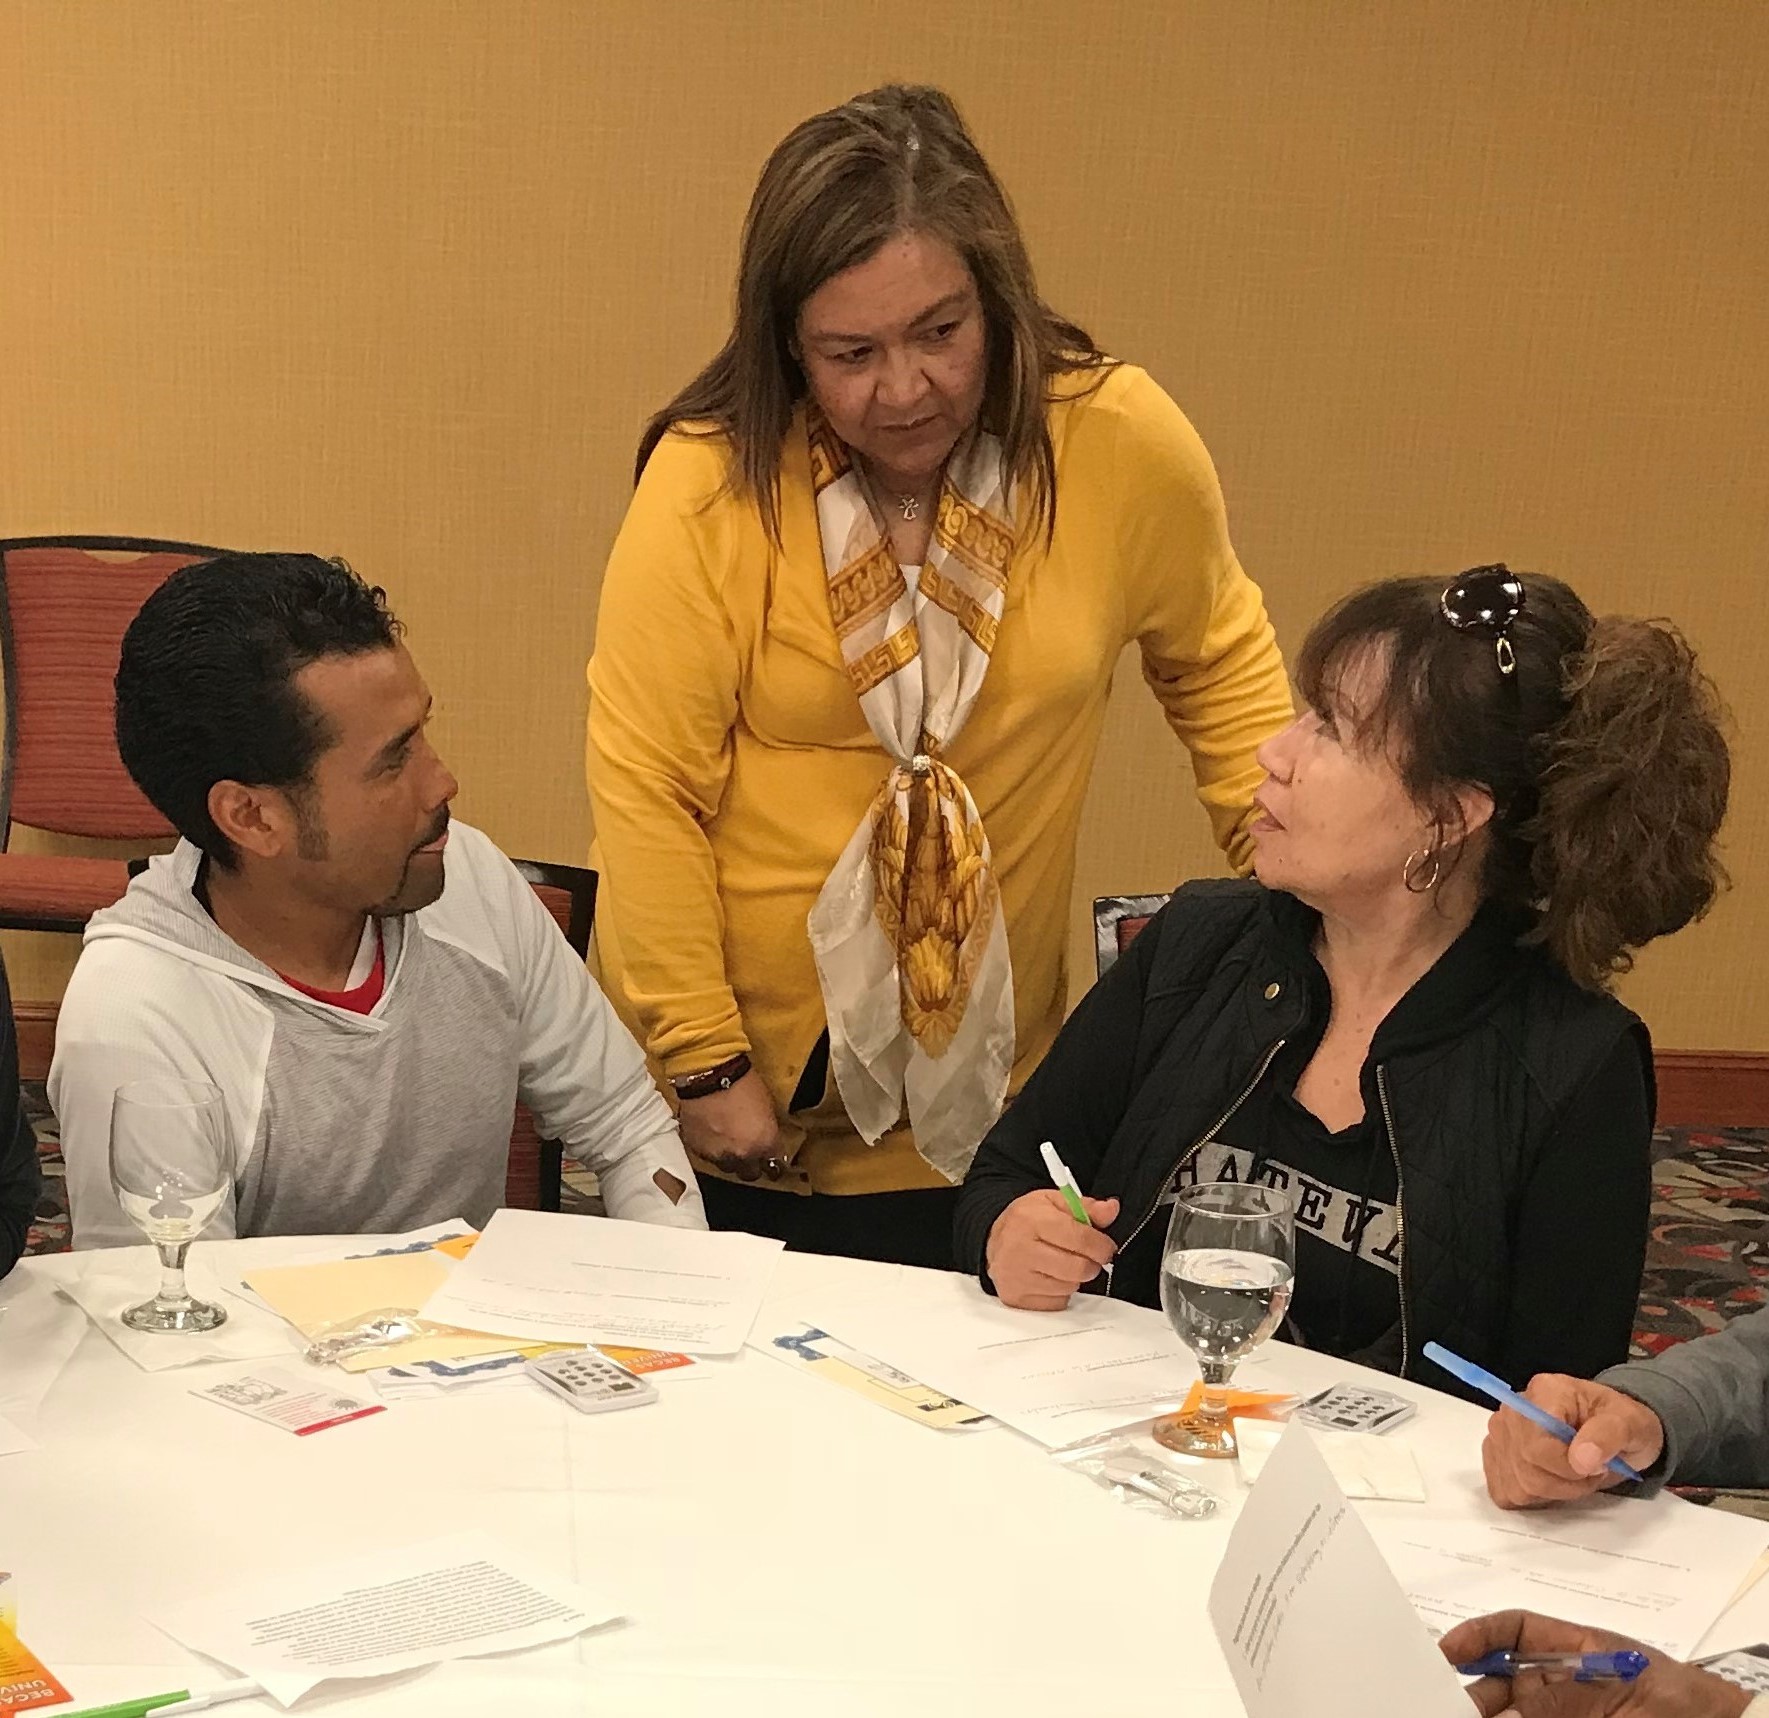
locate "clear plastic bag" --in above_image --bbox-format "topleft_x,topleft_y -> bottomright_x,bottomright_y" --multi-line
302,1306 -> 456,1366
1054,1437 -> 1224,1520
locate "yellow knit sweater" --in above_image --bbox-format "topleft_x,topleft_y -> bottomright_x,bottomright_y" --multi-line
587,363 -> 1292,1195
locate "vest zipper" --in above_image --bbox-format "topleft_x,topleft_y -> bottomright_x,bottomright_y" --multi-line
1107,1036 -> 1288,1299
1375,1064 -> 1411,1377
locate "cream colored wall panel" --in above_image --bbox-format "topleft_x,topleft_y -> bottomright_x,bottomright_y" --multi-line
1,0 -> 1761,1048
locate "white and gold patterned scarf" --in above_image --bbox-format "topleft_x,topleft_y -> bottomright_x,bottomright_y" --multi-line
804,406 -> 1016,1181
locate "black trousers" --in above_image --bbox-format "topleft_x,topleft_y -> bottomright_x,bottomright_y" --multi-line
698,1175 -> 959,1273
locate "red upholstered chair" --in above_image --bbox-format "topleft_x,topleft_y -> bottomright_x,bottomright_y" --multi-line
0,536 -> 224,933
504,859 -> 599,1212
1092,893 -> 1171,979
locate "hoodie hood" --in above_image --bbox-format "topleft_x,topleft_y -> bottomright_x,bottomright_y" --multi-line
88,840 -> 401,1021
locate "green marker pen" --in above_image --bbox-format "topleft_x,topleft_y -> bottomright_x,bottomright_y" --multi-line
53,1693 -> 193,1718
59,1677 -> 264,1718
1039,1141 -> 1089,1224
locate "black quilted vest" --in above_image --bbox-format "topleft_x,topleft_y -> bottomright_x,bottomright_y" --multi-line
1089,881 -> 1650,1384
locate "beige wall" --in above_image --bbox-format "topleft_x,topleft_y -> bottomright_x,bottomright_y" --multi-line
1,1 -> 1764,1047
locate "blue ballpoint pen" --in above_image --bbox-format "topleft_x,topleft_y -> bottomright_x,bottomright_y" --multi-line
1455,1649 -> 1650,1683
1422,1341 -> 1645,1484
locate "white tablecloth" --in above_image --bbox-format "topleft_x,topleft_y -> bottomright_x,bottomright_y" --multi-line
5,1240 -> 1769,1716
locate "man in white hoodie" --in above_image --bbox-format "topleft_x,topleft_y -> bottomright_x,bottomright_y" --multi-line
53,551 -> 704,1246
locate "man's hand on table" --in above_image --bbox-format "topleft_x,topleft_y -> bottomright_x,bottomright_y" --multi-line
985,1190 -> 1119,1310
1442,1611 -> 1750,1717
1481,1375 -> 1667,1509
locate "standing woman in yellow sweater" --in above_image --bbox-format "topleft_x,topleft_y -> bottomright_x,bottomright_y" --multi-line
588,84 -> 1292,1267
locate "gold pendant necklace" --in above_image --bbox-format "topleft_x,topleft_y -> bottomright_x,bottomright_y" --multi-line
897,494 -> 921,522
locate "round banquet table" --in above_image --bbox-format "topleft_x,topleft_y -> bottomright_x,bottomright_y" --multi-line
5,1238 -> 1769,1718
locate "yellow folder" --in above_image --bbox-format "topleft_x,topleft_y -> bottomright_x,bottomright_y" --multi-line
243,1250 -> 518,1373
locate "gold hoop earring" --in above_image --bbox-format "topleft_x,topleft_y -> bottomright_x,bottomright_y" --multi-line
1403,848 -> 1441,894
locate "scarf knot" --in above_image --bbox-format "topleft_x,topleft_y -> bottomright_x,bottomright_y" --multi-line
804,407 -> 1016,1180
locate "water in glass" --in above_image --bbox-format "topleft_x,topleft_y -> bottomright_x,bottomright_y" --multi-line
1155,1181 -> 1295,1457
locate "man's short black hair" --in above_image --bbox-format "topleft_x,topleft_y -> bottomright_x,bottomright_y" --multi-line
116,552 -> 402,869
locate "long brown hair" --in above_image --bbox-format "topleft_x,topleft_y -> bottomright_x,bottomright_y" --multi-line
1295,572 -> 1732,990
635,84 -> 1112,545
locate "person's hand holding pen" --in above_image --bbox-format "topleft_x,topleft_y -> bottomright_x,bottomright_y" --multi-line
1441,1610 -> 1749,1717
1481,1374 -> 1667,1510
984,1143 -> 1118,1310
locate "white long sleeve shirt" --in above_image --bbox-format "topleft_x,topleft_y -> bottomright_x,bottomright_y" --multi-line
52,823 -> 704,1247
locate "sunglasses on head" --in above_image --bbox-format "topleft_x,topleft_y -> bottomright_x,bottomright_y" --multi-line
1440,563 -> 1525,677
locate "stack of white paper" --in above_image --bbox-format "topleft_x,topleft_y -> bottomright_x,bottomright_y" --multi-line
419,1209 -> 784,1355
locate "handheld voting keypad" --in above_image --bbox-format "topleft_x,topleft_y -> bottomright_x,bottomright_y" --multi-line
525,1350 -> 659,1415
1293,1383 -> 1416,1435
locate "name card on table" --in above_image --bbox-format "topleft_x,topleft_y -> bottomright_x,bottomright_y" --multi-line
1208,1424 -> 1467,1718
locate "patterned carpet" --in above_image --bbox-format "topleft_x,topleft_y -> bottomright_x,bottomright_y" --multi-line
21,1087 -> 1769,1364
1637,1126 -> 1769,1354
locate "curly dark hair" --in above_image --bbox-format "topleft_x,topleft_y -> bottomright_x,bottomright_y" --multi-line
1295,570 -> 1731,990
116,552 -> 402,870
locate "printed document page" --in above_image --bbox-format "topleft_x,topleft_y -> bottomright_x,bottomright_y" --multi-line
419,1209 -> 784,1355
1376,1494 -> 1769,1661
1209,1425 -> 1469,1718
153,1531 -> 621,1706
800,1273 -> 1194,1448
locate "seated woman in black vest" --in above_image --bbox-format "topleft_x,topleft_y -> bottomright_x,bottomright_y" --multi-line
955,568 -> 1731,1386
